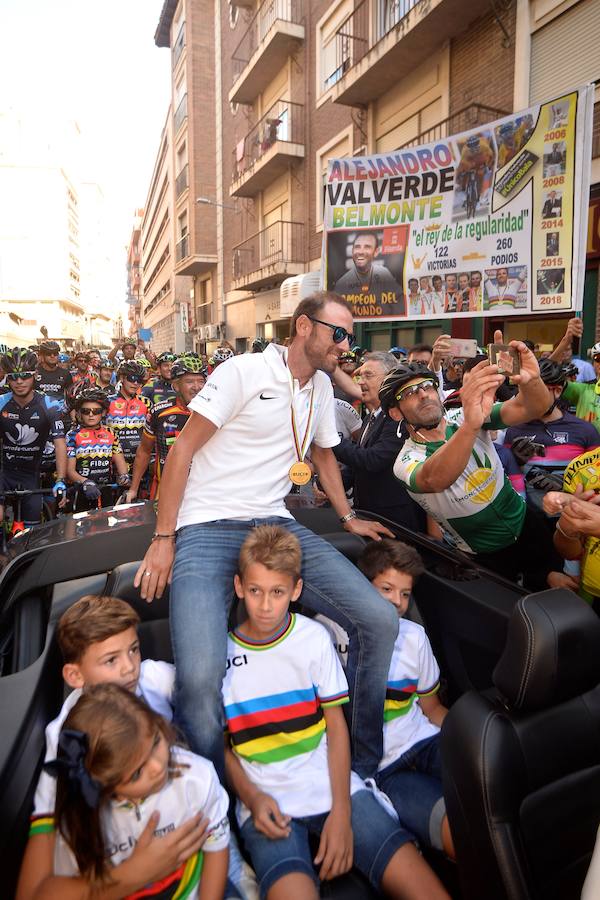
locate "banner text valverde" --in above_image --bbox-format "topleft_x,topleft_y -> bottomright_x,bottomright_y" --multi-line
332,197 -> 443,227
328,146 -> 454,181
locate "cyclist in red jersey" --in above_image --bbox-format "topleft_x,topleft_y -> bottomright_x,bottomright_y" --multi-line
105,360 -> 150,470
66,388 -> 130,511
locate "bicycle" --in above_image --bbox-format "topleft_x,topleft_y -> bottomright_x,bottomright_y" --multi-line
0,485 -> 62,550
69,481 -> 128,513
465,170 -> 479,219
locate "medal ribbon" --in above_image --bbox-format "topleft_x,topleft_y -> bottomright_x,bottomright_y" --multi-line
287,370 -> 315,463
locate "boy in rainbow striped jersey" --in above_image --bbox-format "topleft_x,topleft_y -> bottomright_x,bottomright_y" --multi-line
315,539 -> 454,860
223,525 -> 449,900
362,541 -> 455,860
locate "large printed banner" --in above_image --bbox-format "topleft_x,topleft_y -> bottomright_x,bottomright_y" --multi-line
322,86 -> 594,322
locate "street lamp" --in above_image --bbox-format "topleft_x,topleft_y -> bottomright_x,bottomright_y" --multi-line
196,197 -> 236,210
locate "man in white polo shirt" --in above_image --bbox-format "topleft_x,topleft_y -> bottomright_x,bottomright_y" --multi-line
135,292 -> 397,783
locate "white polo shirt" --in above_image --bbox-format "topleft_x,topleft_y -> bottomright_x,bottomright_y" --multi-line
177,343 -> 340,527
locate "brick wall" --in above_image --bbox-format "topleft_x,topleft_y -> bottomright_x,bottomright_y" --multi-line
449,6 -> 517,117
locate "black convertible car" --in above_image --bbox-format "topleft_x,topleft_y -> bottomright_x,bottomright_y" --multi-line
1,502 -> 599,899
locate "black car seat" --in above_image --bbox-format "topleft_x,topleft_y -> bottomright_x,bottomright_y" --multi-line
441,589 -> 600,900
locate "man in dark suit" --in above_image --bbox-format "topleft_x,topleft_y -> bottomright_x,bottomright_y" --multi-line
332,351 -> 425,533
542,191 -> 562,219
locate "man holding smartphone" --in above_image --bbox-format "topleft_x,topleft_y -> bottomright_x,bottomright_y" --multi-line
381,333 -> 561,590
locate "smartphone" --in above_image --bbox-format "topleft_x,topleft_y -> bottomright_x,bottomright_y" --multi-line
448,338 -> 478,359
488,343 -> 521,375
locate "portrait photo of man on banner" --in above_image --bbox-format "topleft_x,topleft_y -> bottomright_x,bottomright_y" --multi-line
326,226 -> 408,318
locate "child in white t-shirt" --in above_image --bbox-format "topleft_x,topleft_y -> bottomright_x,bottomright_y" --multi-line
223,525 -> 450,900
23,683 -> 230,898
30,595 -> 176,829
361,540 -> 455,859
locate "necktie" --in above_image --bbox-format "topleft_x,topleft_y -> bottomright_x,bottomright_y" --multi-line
361,412 -> 375,445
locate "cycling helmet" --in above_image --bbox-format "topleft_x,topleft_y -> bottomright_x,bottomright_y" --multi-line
389,346 -> 408,360
379,362 -> 439,412
156,351 -> 176,364
339,351 -> 357,363
212,347 -> 234,364
563,362 -> 578,381
118,359 -> 146,382
65,376 -> 96,411
251,339 -> 264,353
39,339 -> 60,354
122,337 -> 137,347
98,357 -> 115,370
589,342 -> 600,359
170,354 -> 208,379
538,359 -> 569,387
466,135 -> 480,150
58,352 -> 70,363
1,347 -> 38,373
74,387 -> 110,411
137,356 -> 152,369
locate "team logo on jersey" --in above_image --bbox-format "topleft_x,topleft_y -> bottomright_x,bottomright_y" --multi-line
30,412 -> 40,420
463,450 -> 496,504
6,423 -> 39,446
553,432 -> 568,444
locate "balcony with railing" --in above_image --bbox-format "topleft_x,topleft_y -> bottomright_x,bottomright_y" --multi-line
231,221 -> 304,291
330,0 -> 490,107
174,94 -> 188,133
231,100 -> 304,197
397,103 -> 509,150
175,226 -> 218,277
175,163 -> 189,199
229,0 -> 304,105
172,21 -> 185,68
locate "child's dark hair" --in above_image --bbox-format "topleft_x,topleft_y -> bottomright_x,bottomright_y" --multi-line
358,539 -> 425,583
53,684 -> 177,884
57,596 -> 140,663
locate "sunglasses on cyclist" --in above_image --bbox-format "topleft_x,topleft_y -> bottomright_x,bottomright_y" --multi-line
79,407 -> 103,416
306,316 -> 356,348
395,379 -> 438,402
7,372 -> 35,381
123,375 -> 145,384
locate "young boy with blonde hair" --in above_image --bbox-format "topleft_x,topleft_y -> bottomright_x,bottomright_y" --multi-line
222,525 -> 449,900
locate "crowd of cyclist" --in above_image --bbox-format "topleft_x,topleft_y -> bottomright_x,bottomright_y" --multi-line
3,318 -> 600,607
0,338 -> 235,529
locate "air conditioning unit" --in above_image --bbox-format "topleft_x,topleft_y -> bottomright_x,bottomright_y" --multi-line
206,324 -> 219,340
197,325 -> 207,341
280,271 -> 322,318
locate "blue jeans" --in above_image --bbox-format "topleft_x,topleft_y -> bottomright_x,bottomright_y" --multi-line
170,517 -> 398,780
376,735 -> 446,851
239,789 -> 412,898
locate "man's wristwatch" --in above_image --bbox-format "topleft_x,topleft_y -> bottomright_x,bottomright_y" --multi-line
339,511 -> 357,524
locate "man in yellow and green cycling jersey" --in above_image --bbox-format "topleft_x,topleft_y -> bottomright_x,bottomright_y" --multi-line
561,341 -> 600,435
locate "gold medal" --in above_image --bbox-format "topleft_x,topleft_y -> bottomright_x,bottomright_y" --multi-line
289,461 -> 312,486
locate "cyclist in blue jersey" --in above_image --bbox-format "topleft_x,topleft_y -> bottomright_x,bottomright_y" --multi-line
141,351 -> 176,407
0,348 -> 67,526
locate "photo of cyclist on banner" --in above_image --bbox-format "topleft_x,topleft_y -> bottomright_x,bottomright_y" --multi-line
453,130 -> 495,220
327,227 -> 407,318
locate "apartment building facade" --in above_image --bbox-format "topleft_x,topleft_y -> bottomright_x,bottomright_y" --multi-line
126,209 -> 143,336
151,0 -> 600,354
139,106 -> 196,354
